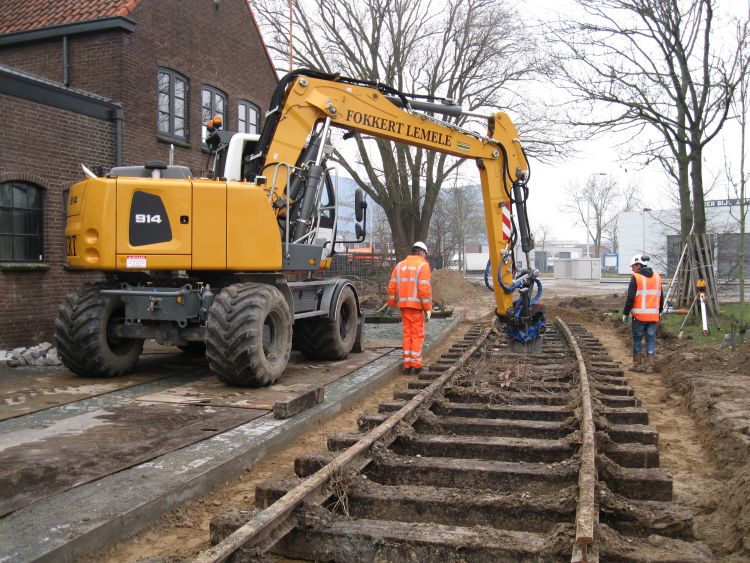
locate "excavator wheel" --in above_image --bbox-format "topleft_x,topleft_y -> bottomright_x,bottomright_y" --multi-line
205,283 -> 292,387
54,284 -> 143,377
293,285 -> 358,361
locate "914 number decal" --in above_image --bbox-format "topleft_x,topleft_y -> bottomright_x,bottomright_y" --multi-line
134,214 -> 162,224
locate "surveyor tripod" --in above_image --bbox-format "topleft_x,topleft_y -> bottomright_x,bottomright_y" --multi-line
679,279 -> 721,336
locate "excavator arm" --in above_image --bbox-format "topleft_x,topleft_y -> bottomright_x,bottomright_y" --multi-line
253,70 -> 544,346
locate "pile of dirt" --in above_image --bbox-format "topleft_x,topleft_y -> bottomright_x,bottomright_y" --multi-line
696,463 -> 750,555
649,334 -> 749,376
431,269 -> 484,308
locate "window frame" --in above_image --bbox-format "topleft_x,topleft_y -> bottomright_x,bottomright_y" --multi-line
237,100 -> 260,134
0,182 -> 44,263
157,68 -> 189,142
201,85 -> 228,145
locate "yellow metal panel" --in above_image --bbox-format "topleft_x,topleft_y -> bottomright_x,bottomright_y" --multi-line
478,159 -> 514,317
226,183 -> 282,270
115,178 -> 192,256
115,254 -> 192,270
65,178 -> 117,270
192,180 -> 227,269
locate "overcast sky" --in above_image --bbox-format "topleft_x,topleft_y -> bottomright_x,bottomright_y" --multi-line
312,0 -> 748,244
519,0 -> 748,243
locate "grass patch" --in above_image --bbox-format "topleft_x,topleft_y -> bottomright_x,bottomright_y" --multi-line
660,301 -> 750,345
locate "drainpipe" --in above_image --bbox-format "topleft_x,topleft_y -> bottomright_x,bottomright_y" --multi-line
112,107 -> 123,166
62,35 -> 69,86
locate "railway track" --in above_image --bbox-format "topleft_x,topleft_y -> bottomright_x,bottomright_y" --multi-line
199,318 -> 711,562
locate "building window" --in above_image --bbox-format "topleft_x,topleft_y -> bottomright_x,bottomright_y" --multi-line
158,68 -> 188,140
201,86 -> 227,143
238,100 -> 260,134
0,182 -> 43,262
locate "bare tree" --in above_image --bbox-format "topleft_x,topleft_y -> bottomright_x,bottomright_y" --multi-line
727,13 -> 749,335
427,183 -> 484,270
252,0 -> 546,257
563,174 -> 623,257
428,192 -> 455,269
533,222 -> 554,271
548,0 -> 745,242
368,203 -> 393,254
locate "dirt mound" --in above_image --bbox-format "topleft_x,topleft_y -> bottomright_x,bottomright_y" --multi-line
431,269 -> 484,308
697,462 -> 750,555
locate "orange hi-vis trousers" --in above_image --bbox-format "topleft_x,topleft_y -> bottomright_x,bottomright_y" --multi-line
401,308 -> 425,369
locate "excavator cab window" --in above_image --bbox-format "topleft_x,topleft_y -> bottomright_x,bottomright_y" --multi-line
241,140 -> 259,181
318,171 -> 335,230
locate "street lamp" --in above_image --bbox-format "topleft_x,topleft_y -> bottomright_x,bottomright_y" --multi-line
642,208 -> 652,254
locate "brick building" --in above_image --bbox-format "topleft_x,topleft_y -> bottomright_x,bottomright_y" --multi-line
0,0 -> 278,348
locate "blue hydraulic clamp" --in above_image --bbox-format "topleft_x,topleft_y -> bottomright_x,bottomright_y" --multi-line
485,259 -> 546,351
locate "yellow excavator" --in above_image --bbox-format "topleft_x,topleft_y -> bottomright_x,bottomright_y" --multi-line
57,69 -> 544,386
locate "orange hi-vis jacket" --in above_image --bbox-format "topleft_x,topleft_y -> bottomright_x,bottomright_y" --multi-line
632,271 -> 662,322
387,255 -> 432,312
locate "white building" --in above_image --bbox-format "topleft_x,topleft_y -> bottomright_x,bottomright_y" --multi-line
617,200 -> 748,276
457,240 -> 594,273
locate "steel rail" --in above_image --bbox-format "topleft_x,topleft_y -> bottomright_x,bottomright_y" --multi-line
193,323 -> 494,563
556,318 -> 598,563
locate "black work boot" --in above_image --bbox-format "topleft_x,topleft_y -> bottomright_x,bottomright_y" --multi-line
403,366 -> 413,375
413,367 -> 422,375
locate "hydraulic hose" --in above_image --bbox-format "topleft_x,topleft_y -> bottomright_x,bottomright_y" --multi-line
485,258 -> 543,304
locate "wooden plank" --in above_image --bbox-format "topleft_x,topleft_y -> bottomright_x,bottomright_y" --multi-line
137,349 -> 386,409
273,385 -> 324,419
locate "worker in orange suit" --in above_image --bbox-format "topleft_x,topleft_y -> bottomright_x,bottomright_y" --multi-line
386,241 -> 433,375
623,254 -> 663,373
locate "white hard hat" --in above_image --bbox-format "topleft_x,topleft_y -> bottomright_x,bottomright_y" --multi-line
412,241 -> 428,253
630,254 -> 649,267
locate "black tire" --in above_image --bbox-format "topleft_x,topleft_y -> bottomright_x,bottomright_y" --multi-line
294,285 -> 358,361
54,284 -> 143,377
205,283 -> 292,387
178,341 -> 206,356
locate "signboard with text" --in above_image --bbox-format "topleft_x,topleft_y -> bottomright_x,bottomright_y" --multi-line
705,198 -> 750,208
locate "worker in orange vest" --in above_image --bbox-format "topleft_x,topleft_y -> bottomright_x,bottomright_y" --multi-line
386,241 -> 433,375
623,254 -> 663,373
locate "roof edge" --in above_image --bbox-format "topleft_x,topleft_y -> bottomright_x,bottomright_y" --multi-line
0,16 -> 136,46
245,1 -> 279,82
0,64 -> 121,121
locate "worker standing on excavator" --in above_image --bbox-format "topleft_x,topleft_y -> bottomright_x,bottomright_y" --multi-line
386,242 -> 433,375
623,254 -> 663,373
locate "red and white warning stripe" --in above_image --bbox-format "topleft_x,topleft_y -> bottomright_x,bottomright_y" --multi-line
500,202 -> 512,240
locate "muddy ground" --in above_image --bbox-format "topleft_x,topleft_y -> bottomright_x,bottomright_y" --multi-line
85,280 -> 750,561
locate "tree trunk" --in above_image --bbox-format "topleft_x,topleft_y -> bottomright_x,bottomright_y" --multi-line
677,106 -> 693,240
690,135 -> 706,236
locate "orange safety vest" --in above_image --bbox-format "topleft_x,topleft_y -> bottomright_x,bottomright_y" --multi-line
387,255 -> 432,311
632,272 -> 662,322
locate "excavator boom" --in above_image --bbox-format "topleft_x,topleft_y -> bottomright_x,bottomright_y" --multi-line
253,70 -> 544,344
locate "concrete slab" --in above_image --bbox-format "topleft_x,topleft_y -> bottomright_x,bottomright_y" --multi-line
0,403 -> 264,517
0,317 -> 457,563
